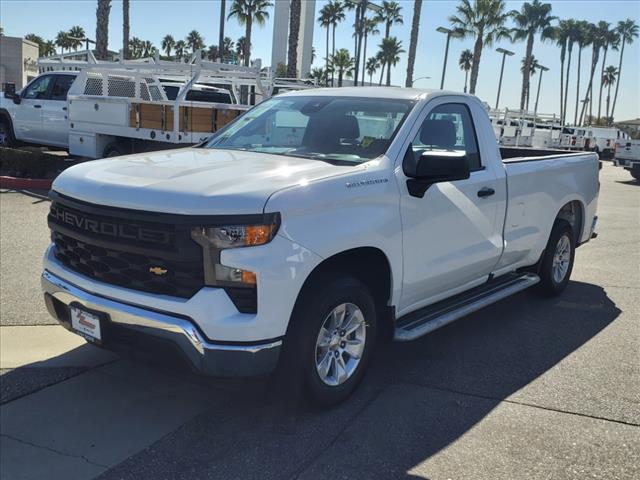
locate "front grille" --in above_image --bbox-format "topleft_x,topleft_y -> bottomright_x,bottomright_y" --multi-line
48,192 -> 261,312
52,231 -> 203,298
48,194 -> 205,299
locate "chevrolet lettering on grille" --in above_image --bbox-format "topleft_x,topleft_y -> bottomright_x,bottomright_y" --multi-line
50,205 -> 173,245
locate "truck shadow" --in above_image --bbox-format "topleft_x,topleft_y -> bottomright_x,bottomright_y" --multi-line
1,281 -> 621,479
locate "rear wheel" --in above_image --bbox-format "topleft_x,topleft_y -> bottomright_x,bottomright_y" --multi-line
277,276 -> 377,406
103,143 -> 125,158
630,170 -> 640,182
538,220 -> 575,296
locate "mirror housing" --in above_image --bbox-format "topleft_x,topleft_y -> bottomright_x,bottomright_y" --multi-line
3,83 -> 20,104
404,150 -> 470,198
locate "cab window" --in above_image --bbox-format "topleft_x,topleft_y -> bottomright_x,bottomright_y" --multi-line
23,75 -> 53,100
410,103 -> 482,171
50,75 -> 75,101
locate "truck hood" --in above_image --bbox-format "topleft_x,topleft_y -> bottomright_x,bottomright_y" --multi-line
52,148 -> 356,214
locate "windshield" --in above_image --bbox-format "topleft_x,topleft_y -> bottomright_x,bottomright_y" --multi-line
204,96 -> 414,164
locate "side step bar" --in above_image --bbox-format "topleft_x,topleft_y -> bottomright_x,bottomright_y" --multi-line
394,272 -> 540,341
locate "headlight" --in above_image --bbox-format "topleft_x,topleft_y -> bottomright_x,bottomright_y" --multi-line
190,224 -> 277,249
190,217 -> 279,287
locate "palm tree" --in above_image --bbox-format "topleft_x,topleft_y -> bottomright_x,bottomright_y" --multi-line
509,0 -> 555,111
405,0 -> 422,87
174,40 -> 186,61
68,26 -> 86,51
122,0 -> 130,59
520,54 -> 541,110
459,49 -> 473,93
610,19 -> 639,122
129,37 -> 143,58
95,0 -> 111,60
55,30 -> 70,54
361,17 -> 380,85
579,23 -> 601,125
227,0 -> 273,67
552,20 -> 572,123
318,2 -> 333,85
142,40 -> 155,58
25,34 -> 44,54
561,19 -> 580,124
186,30 -> 205,55
449,0 -> 511,95
366,56 -> 380,85
207,45 -> 220,61
41,40 -> 57,57
596,23 -> 619,121
602,65 -> 618,122
376,0 -> 403,39
236,36 -> 249,65
287,0 -> 301,78
223,36 -> 235,61
329,49 -> 355,87
573,21 -> 591,125
378,36 -> 404,86
318,1 -> 346,86
161,34 -> 175,58
308,67 -> 328,85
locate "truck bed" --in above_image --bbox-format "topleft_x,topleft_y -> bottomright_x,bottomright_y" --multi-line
494,148 -> 599,274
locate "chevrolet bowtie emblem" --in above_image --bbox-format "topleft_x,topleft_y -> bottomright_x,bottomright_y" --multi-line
149,266 -> 168,276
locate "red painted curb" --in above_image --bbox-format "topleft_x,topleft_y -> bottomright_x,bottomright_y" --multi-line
0,176 -> 53,190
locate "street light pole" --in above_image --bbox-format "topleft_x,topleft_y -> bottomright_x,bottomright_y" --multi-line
413,76 -> 431,84
495,47 -> 514,109
218,0 -> 226,62
436,27 -> 453,90
533,65 -> 549,118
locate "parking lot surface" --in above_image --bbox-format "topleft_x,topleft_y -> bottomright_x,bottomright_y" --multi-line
0,162 -> 638,479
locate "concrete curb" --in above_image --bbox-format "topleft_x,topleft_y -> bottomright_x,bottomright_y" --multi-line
0,176 -> 53,190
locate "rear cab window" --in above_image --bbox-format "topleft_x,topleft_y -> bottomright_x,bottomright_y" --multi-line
50,75 -> 75,101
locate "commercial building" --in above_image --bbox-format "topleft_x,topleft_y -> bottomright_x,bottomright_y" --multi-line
0,36 -> 39,89
271,0 -> 316,78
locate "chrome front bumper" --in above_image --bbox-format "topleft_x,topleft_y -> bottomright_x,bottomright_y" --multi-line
41,270 -> 282,377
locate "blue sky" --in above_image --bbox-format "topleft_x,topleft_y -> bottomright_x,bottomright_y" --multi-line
2,0 -> 639,120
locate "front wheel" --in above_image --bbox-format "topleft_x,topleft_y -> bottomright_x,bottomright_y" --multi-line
538,220 -> 575,296
0,117 -> 15,147
277,276 -> 377,406
630,170 -> 640,182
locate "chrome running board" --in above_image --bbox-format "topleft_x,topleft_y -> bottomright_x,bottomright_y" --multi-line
394,272 -> 540,342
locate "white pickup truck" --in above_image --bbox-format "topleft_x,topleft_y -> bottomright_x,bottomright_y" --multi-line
41,88 -> 599,405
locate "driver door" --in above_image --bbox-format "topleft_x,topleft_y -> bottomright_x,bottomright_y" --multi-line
397,100 -> 505,314
13,75 -> 54,143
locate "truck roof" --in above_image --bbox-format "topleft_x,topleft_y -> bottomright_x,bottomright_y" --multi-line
278,86 -> 457,101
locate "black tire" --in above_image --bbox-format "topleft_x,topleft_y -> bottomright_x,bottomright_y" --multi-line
538,219 -> 575,296
276,275 -> 378,407
630,171 -> 640,182
103,143 -> 124,158
0,116 -> 15,147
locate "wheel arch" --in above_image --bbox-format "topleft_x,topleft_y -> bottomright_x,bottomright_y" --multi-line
293,246 -> 395,341
555,199 -> 585,245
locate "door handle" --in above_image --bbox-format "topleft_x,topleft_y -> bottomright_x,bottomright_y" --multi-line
34,105 -> 42,109
62,107 -> 67,111
477,187 -> 495,198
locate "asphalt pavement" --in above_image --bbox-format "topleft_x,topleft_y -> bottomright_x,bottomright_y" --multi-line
0,162 -> 638,480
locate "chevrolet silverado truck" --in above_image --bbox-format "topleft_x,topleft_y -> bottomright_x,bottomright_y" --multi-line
41,88 -> 599,405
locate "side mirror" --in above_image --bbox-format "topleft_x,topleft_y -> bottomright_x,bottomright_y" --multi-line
404,150 -> 470,198
3,83 -> 20,104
